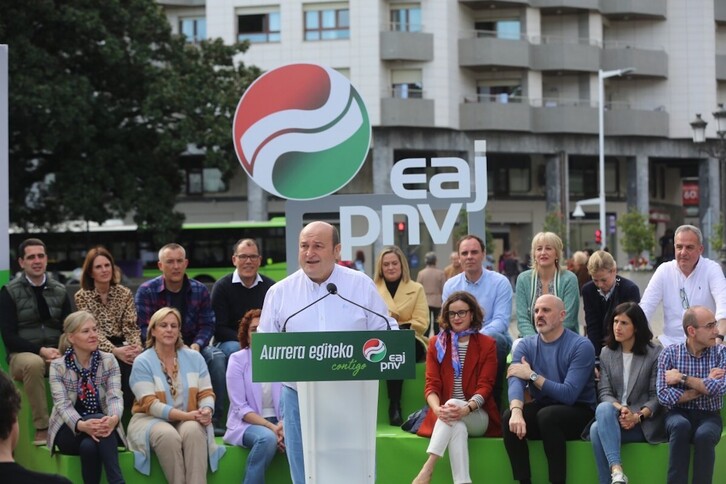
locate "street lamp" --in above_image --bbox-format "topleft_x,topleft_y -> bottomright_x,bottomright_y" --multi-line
690,105 -> 726,267
587,68 -> 635,250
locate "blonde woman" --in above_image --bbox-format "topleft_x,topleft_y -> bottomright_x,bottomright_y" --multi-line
515,232 -> 579,337
374,245 -> 429,425
128,307 -> 225,483
48,311 -> 126,484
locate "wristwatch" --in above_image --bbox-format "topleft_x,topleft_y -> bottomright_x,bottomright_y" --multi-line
681,374 -> 688,385
634,411 -> 645,423
529,371 -> 539,382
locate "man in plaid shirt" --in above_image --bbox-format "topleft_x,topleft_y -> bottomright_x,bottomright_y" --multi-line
657,305 -> 726,484
135,242 -> 226,434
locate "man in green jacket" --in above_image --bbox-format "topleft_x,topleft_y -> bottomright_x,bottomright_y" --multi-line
0,238 -> 71,445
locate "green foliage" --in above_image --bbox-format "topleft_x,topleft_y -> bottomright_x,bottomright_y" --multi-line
542,210 -> 568,254
0,0 -> 261,240
710,216 -> 724,255
616,209 -> 655,256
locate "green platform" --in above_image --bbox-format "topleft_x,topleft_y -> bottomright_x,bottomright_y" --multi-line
5,334 -> 726,483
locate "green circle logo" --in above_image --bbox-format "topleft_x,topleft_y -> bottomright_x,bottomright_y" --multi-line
232,64 -> 371,200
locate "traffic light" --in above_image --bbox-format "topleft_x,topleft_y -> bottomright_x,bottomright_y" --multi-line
595,229 -> 602,245
396,221 -> 406,233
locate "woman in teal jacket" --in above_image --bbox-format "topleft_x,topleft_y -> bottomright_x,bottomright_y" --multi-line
515,232 -> 580,337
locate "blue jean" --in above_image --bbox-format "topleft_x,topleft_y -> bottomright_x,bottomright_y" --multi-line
487,330 -> 512,410
589,402 -> 646,484
665,408 -> 722,484
281,386 -> 305,484
218,340 -> 241,358
242,417 -> 279,484
54,413 -> 124,484
202,345 -> 227,422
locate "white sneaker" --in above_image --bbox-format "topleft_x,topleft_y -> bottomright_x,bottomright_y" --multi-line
611,471 -> 628,484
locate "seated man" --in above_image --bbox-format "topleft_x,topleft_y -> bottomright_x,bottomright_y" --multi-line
657,305 -> 726,484
0,370 -> 71,483
0,238 -> 71,444
503,294 -> 596,484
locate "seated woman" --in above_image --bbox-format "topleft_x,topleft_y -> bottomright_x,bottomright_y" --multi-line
48,311 -> 126,484
412,291 -> 501,484
586,302 -> 665,484
74,246 -> 142,414
373,245 -> 429,425
224,309 -> 284,483
515,231 -> 579,338
127,307 -> 225,483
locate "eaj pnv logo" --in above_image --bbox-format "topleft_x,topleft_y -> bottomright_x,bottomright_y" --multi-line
233,64 -> 371,200
362,338 -> 387,363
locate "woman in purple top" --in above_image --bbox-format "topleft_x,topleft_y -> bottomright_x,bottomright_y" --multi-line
224,309 -> 285,483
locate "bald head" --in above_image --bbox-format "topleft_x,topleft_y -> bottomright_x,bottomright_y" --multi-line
533,294 -> 566,341
298,221 -> 341,283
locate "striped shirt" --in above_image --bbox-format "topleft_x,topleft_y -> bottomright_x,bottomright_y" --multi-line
452,340 -> 469,400
656,342 -> 726,411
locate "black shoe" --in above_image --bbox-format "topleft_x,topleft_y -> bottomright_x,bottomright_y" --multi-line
389,405 -> 403,426
214,426 -> 225,436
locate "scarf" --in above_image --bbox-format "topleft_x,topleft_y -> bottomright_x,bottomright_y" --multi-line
64,346 -> 101,416
435,328 -> 476,378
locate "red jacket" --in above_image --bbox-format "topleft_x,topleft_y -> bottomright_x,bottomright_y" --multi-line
417,332 -> 502,438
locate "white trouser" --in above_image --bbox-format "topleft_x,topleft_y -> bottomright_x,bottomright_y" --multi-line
426,398 -> 489,484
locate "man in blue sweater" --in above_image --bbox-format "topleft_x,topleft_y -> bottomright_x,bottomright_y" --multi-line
503,294 -> 596,484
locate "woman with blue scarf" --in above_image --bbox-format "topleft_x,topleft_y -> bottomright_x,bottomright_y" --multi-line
412,291 -> 501,484
47,311 -> 126,484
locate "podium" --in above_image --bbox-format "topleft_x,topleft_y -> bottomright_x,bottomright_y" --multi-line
252,330 -> 415,484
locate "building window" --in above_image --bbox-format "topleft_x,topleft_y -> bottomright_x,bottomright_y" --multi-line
238,12 -> 281,43
569,157 -> 618,198
304,7 -> 350,41
487,156 -> 531,196
390,5 -> 421,32
181,157 -> 228,195
391,69 -> 423,99
474,19 -> 520,39
180,17 -> 206,44
476,80 -> 523,103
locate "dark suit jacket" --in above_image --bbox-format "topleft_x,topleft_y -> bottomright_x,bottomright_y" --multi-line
590,342 -> 666,443
582,276 -> 641,358
417,333 -> 501,438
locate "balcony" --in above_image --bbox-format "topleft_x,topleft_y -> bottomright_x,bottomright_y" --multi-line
601,43 -> 668,78
459,95 -> 531,131
380,92 -> 435,127
530,38 -> 600,72
380,30 -> 434,62
717,0 -> 726,23
458,0 -> 531,8
459,32 -> 530,70
717,55 -> 726,81
600,0 -> 666,19
604,103 -> 669,137
532,0 -> 600,12
531,99 -> 598,134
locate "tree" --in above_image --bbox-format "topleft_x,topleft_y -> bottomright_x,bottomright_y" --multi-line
542,210 -> 568,255
616,209 -> 655,265
0,0 -> 260,243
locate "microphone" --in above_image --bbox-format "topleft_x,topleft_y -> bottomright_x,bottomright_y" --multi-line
281,290 -> 332,333
326,283 -> 392,330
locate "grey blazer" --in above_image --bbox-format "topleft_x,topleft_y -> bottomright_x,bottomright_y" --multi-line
590,342 -> 667,443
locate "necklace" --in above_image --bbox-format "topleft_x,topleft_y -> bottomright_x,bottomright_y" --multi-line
155,348 -> 179,399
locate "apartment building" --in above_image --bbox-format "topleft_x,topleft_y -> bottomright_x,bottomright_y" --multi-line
159,0 -> 726,265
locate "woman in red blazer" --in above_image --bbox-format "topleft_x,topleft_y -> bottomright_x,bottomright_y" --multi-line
413,291 -> 502,484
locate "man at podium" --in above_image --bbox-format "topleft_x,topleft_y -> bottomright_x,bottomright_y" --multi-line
259,221 -> 397,484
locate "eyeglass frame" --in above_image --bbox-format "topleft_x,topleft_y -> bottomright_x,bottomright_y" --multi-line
694,320 -> 718,330
234,254 -> 261,261
680,287 -> 690,310
445,309 -> 471,320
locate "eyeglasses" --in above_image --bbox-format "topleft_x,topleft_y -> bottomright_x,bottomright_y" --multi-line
446,309 -> 470,319
680,288 -> 690,310
235,254 -> 261,261
695,320 -> 718,330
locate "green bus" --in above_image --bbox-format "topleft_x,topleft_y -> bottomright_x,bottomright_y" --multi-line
9,217 -> 288,283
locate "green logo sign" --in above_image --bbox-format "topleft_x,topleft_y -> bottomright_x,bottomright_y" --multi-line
251,330 -> 416,382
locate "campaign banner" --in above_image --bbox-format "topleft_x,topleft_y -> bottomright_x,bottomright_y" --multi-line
251,330 -> 416,382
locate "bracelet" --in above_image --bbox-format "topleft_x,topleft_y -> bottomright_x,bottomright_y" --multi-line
510,406 -> 523,413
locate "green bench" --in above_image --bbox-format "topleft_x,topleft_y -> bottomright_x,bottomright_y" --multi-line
6,340 -> 726,483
